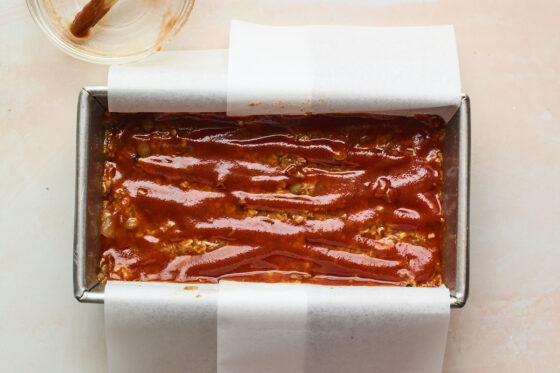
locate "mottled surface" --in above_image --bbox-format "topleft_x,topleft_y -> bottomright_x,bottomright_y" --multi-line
99,113 -> 444,286
1,0 -> 559,372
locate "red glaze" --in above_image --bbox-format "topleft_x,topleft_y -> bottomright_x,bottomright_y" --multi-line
99,113 -> 445,286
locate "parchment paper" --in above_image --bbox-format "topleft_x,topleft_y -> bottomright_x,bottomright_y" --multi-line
104,281 -> 218,373
108,22 -> 462,121
217,282 -> 450,373
227,22 -> 461,120
105,281 -> 449,373
105,21 -> 458,373
108,49 -> 228,112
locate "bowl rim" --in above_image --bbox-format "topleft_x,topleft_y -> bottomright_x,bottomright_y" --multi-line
25,0 -> 195,64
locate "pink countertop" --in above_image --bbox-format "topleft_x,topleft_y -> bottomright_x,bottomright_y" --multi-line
1,0 -> 559,371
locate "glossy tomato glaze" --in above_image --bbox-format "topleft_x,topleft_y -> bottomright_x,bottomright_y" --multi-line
99,113 -> 446,286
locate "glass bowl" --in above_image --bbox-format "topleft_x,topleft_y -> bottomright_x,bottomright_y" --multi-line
26,0 -> 195,64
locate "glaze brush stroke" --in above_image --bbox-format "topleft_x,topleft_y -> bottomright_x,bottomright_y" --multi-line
99,112 -> 446,286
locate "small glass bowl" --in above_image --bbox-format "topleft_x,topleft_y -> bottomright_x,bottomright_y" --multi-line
26,0 -> 195,64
